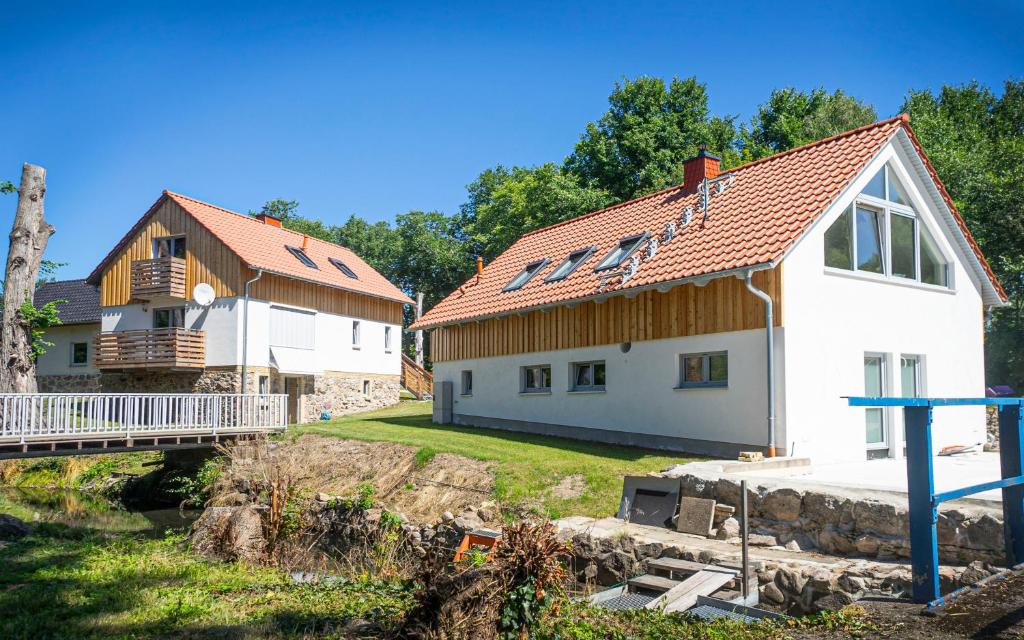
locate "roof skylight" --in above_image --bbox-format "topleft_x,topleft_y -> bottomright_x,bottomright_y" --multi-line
286,245 -> 318,269
503,259 -> 549,292
545,247 -> 594,283
595,233 -> 648,271
329,257 -> 359,279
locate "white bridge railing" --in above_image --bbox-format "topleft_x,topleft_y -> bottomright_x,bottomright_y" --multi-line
0,393 -> 288,444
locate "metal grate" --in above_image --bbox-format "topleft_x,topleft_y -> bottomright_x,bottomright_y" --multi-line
688,604 -> 760,624
598,593 -> 657,610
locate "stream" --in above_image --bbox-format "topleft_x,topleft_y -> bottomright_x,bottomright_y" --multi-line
0,487 -> 199,536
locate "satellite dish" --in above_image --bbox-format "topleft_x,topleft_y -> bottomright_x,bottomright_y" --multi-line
193,283 -> 216,307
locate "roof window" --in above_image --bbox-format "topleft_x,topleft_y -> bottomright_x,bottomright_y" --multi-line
286,245 -> 318,269
503,259 -> 549,292
329,257 -> 358,279
545,247 -> 595,283
595,233 -> 648,271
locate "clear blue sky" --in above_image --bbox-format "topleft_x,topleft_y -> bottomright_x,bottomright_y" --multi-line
1,0 -> 1021,279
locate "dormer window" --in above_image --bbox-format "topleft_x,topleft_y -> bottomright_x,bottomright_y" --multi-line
545,247 -> 595,283
286,245 -> 318,269
823,163 -> 949,287
595,233 -> 648,271
503,259 -> 549,292
329,257 -> 358,279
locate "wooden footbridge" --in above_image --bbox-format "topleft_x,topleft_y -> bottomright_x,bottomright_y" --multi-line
0,393 -> 287,459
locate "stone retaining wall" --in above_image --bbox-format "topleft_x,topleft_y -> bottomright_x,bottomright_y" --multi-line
37,374 -> 102,393
670,471 -> 1004,564
302,373 -> 401,421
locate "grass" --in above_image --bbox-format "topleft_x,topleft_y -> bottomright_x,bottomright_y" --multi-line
293,401 -> 699,519
0,451 -> 161,489
0,526 -> 413,640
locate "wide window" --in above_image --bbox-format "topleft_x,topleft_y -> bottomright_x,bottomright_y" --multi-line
153,307 -> 185,329
546,247 -> 594,282
153,236 -> 186,259
679,352 -> 728,388
823,163 -> 949,287
595,234 -> 648,271
70,342 -> 88,366
504,259 -> 549,292
571,361 -> 605,392
269,305 -> 315,350
461,370 -> 473,396
521,365 -> 551,393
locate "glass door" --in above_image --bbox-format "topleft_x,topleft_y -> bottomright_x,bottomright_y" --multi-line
864,355 -> 887,453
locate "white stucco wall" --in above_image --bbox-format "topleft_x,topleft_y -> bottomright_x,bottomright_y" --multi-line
101,297 -> 401,376
780,138 -> 988,462
435,327 -> 785,452
36,324 -> 100,376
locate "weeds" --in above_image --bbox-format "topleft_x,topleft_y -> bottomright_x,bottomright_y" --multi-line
414,446 -> 437,468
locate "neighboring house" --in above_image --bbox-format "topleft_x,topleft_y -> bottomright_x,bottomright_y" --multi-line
412,116 -> 1007,463
78,191 -> 412,423
34,279 -> 102,392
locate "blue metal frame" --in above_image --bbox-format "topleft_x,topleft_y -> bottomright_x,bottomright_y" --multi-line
846,396 -> 1024,604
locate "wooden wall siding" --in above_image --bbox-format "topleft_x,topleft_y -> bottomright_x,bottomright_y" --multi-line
100,199 -> 241,306
430,267 -> 783,362
246,270 -> 403,325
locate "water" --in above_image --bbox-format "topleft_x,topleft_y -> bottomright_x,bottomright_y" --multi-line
0,487 -> 199,536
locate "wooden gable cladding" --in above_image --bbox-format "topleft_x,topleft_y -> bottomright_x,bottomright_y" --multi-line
245,270 -> 403,325
99,198 -> 241,306
430,267 -> 782,362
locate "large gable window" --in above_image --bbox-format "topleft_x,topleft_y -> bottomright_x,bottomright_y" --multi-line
595,233 -> 648,271
504,259 -> 549,292
823,163 -> 949,287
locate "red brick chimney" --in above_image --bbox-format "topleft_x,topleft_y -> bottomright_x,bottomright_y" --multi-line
683,145 -> 721,194
256,213 -> 282,228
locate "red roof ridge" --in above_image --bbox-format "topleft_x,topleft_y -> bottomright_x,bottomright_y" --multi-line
516,115 -> 907,242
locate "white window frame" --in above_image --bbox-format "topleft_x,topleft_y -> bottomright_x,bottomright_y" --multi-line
384,326 -> 393,353
864,352 -> 889,451
153,306 -> 186,329
70,342 -> 88,366
520,364 -> 552,394
352,320 -> 361,349
460,370 -> 473,396
570,360 -> 606,393
677,351 -> 728,389
258,375 -> 269,394
152,235 -> 186,259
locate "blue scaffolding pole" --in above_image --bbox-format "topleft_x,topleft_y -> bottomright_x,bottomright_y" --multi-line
846,396 -> 1024,604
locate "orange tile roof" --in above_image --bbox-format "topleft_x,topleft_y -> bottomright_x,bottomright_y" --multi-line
413,116 -> 1004,330
87,191 -> 413,306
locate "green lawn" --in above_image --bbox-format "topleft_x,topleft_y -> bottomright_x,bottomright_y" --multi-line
293,401 -> 700,519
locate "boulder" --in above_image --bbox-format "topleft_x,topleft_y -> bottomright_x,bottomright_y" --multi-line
748,533 -> 778,547
960,560 -> 992,585
966,514 -> 1004,551
775,566 -> 807,595
854,535 -> 881,556
802,491 -> 846,528
852,500 -> 905,537
715,517 -> 740,540
760,488 -> 803,522
0,514 -> 30,539
812,591 -> 855,612
596,550 -> 638,585
190,505 -> 266,563
761,582 -> 786,605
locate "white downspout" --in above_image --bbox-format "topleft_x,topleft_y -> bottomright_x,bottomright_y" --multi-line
241,268 -> 263,394
744,269 -> 776,457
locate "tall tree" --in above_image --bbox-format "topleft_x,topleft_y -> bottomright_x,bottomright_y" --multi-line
741,88 -> 877,160
902,80 -> 1024,389
564,76 -> 740,200
1,164 -> 54,393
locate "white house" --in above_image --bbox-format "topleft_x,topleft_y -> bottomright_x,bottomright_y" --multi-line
54,190 -> 416,423
412,116 -> 1006,463
34,279 -> 102,392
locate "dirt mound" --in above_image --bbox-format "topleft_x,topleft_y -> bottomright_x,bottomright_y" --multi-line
217,435 -> 495,525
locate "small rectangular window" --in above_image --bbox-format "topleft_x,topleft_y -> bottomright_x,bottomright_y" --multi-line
70,342 -> 88,366
890,212 -> 916,280
571,361 -> 606,392
521,364 -> 551,393
461,370 -> 473,396
258,375 -> 269,394
595,234 -> 648,271
545,247 -> 595,282
352,321 -> 361,348
504,259 -> 550,292
384,326 -> 393,352
286,245 -> 318,269
855,206 -> 884,274
678,352 -> 728,388
153,307 -> 185,329
362,379 -> 371,396
329,257 -> 358,279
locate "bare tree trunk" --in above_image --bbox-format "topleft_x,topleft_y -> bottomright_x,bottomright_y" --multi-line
1,164 -> 53,393
414,292 -> 424,367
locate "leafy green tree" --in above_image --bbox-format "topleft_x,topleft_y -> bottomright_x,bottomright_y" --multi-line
741,88 -> 877,160
902,80 -> 1024,389
564,76 -> 740,200
458,163 -> 613,262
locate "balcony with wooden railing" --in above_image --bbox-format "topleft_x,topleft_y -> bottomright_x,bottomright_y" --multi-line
131,257 -> 186,300
94,328 -> 206,370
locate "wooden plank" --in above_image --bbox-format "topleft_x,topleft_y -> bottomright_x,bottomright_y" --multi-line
628,574 -> 681,593
656,568 -> 738,613
645,558 -> 708,575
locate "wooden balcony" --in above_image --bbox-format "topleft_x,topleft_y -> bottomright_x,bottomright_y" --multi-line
131,257 -> 186,300
94,328 -> 205,370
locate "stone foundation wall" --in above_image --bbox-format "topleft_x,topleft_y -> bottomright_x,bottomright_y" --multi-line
671,471 -> 1004,564
37,374 -> 102,393
301,373 -> 401,422
99,370 -> 242,394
